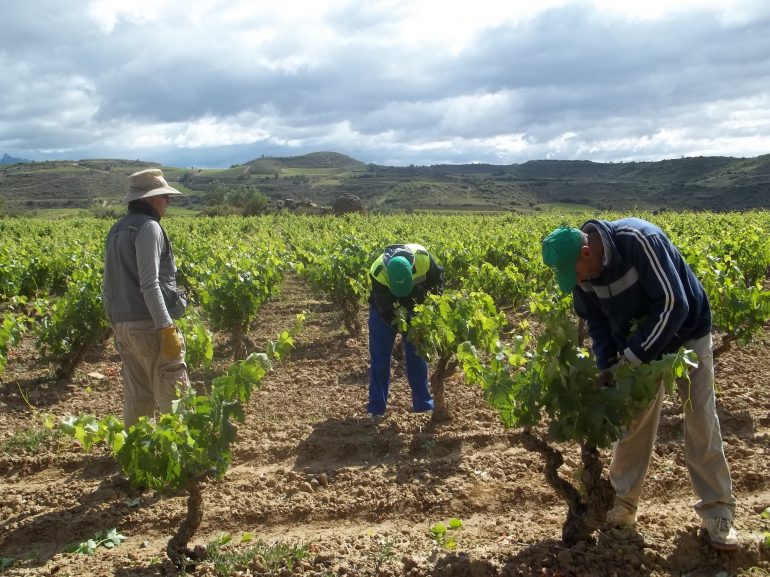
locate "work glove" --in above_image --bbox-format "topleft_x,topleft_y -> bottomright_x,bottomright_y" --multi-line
158,325 -> 182,360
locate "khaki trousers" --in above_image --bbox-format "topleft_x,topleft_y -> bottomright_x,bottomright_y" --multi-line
609,333 -> 737,521
112,320 -> 190,428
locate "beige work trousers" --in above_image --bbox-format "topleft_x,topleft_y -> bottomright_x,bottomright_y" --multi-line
609,333 -> 737,521
112,320 -> 190,428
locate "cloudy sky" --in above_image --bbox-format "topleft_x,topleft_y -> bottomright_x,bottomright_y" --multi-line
1,0 -> 769,167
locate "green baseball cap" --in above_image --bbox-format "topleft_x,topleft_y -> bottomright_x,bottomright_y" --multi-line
386,256 -> 413,297
541,226 -> 583,293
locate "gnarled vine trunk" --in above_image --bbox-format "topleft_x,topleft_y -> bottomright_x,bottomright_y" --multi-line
55,328 -> 112,381
517,430 -> 614,546
166,479 -> 207,567
341,300 -> 362,336
713,333 -> 735,359
580,442 -> 615,529
430,355 -> 457,423
232,321 -> 249,360
55,347 -> 90,381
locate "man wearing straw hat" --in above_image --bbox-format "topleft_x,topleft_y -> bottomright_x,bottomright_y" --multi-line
103,168 -> 190,428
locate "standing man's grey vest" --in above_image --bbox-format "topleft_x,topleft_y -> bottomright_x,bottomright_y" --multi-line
102,211 -> 186,324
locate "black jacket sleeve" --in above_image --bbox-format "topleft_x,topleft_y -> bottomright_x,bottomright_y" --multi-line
573,286 -> 618,370
369,276 -> 397,324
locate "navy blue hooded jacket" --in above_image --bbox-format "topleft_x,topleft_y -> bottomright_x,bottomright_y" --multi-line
573,218 -> 711,370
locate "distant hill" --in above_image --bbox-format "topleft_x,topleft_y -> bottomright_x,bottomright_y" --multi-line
247,151 -> 366,171
1,153 -> 31,165
0,159 -> 164,210
2,152 -> 770,213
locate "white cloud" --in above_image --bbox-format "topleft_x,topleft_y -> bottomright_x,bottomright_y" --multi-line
87,0 -> 169,32
0,0 -> 769,166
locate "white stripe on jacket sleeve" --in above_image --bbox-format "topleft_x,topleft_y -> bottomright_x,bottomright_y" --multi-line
617,228 -> 675,352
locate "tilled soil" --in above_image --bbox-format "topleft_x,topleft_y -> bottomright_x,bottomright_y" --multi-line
1,275 -> 769,577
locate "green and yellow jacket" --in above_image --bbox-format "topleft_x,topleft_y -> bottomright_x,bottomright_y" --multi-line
368,243 -> 444,324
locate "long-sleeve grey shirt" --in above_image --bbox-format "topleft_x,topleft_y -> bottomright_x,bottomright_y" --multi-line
103,209 -> 180,329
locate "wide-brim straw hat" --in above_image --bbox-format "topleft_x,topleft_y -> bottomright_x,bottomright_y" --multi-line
123,168 -> 183,203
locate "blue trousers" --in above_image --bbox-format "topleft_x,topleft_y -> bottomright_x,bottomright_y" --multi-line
367,304 -> 433,415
